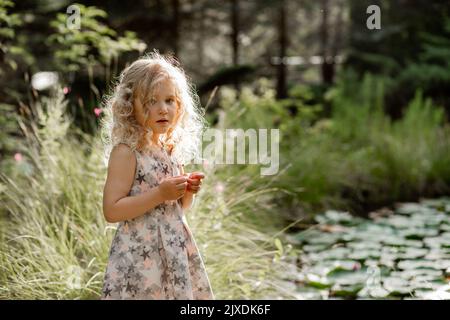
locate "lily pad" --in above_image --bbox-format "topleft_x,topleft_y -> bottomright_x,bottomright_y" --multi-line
397,247 -> 429,260
382,277 -> 414,297
396,203 -> 423,215
357,286 -> 390,299
348,249 -> 381,261
330,283 -> 364,297
315,210 -> 362,226
304,273 -> 333,289
399,227 -> 439,240
397,260 -> 439,270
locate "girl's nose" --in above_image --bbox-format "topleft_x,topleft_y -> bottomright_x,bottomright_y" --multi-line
159,103 -> 168,114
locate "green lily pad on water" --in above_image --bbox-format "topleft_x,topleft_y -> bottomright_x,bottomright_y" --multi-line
296,286 -> 327,299
330,283 -> 364,298
397,247 -> 429,260
415,287 -> 450,300
399,227 -> 439,240
347,241 -> 382,251
357,286 -> 390,299
294,199 -> 450,299
421,198 -> 450,211
424,249 -> 450,260
382,236 -> 423,248
424,236 -> 450,249
306,247 -> 352,263
391,268 -> 443,281
327,268 -> 370,286
397,259 -> 440,270
382,277 -> 414,297
383,216 -> 425,229
304,273 -> 333,289
348,249 -> 381,261
325,260 -> 362,275
315,210 -> 363,226
396,203 -> 423,215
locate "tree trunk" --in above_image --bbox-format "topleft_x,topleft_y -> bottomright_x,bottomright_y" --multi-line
171,0 -> 180,57
230,0 -> 240,93
320,0 -> 335,85
196,1 -> 205,73
276,0 -> 288,99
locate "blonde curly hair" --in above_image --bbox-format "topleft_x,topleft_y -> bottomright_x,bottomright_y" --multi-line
101,50 -> 207,165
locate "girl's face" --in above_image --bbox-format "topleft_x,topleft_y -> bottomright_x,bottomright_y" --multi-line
134,77 -> 179,138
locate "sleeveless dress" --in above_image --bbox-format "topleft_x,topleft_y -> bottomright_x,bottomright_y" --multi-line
100,146 -> 214,300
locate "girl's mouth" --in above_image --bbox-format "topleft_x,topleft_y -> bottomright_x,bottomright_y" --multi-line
156,119 -> 169,124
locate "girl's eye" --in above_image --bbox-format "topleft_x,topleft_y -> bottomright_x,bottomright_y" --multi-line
166,98 -> 174,104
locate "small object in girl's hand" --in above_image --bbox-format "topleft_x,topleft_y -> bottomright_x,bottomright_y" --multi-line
189,172 -> 205,180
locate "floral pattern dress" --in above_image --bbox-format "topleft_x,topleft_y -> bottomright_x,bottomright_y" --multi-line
100,146 -> 214,300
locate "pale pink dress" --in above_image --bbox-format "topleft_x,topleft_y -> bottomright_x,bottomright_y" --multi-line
100,146 -> 214,300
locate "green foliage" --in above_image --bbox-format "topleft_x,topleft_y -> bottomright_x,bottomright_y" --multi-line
287,73 -> 450,214
219,74 -> 450,217
394,16 -> 450,107
0,0 -> 26,72
48,3 -> 147,74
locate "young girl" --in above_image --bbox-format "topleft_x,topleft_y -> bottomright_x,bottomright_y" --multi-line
99,51 -> 214,300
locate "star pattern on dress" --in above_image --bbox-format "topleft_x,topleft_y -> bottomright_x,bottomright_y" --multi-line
134,272 -> 143,282
137,173 -> 145,184
179,274 -> 187,285
125,281 -> 137,294
164,223 -> 171,232
103,285 -> 112,297
140,248 -> 150,260
174,275 -> 181,286
116,265 -> 125,273
165,238 -> 175,247
178,239 -> 186,250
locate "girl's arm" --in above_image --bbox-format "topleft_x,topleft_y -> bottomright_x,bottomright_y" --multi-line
103,144 -> 187,223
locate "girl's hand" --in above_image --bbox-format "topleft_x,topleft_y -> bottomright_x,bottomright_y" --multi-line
158,176 -> 188,201
186,172 -> 205,194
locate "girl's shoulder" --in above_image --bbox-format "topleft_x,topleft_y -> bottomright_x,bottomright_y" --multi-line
113,142 -> 133,152
111,143 -> 136,160
107,143 -> 137,175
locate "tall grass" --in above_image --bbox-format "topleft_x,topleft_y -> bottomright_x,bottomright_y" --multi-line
0,89 -> 300,299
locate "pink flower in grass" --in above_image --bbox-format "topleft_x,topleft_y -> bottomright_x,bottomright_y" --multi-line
14,152 -> 23,162
94,107 -> 103,117
63,87 -> 71,95
215,182 -> 224,193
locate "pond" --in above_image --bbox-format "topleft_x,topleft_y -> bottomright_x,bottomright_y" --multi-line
288,197 -> 450,299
